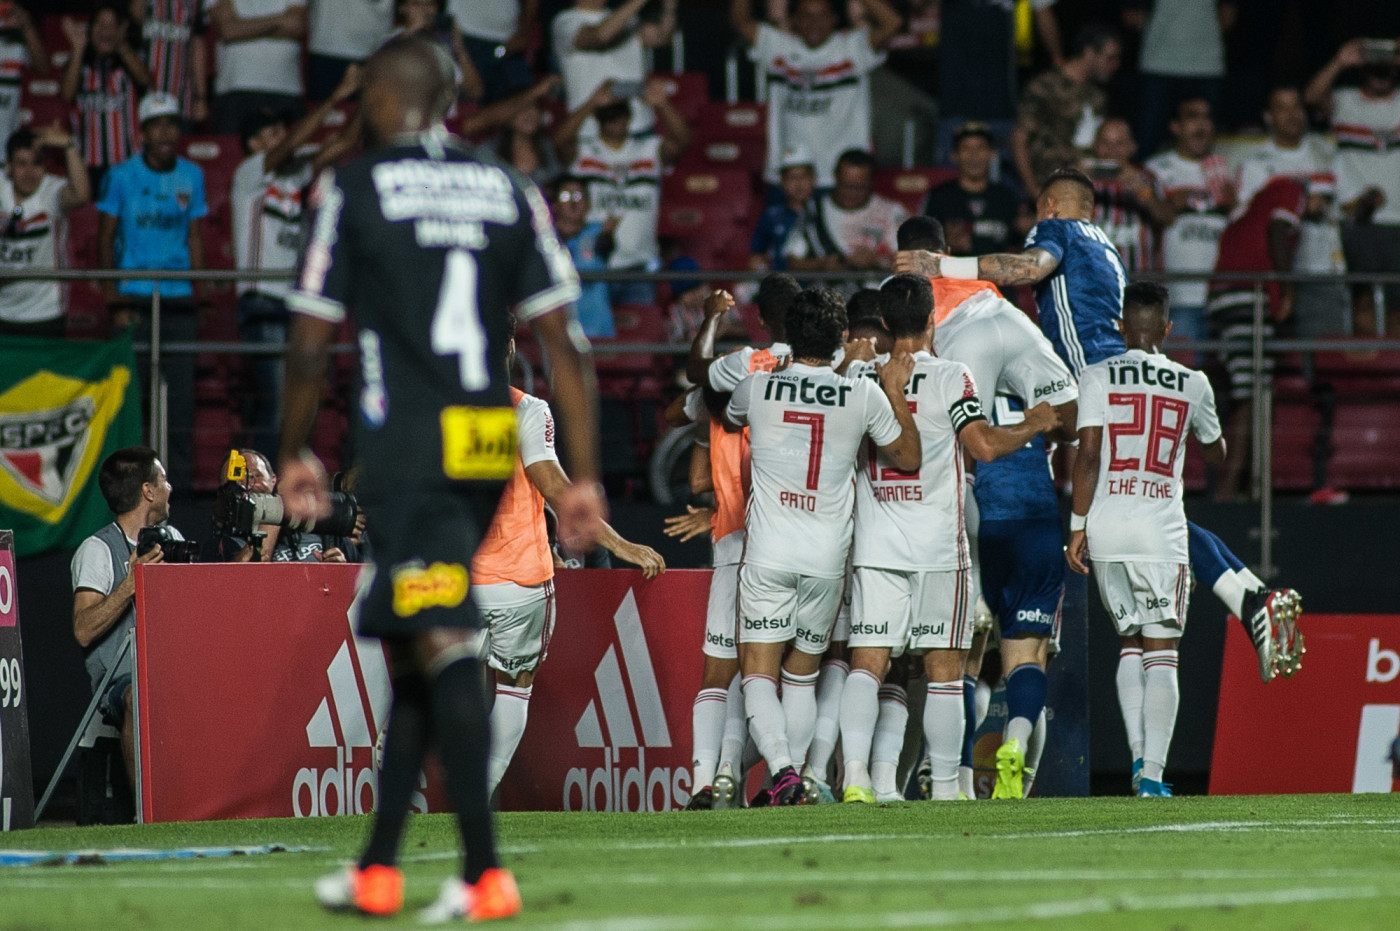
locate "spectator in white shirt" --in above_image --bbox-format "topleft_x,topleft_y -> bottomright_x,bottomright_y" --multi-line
1305,39 -> 1400,335
0,4 -> 50,149
813,148 -> 907,281
450,0 -> 537,104
730,0 -> 902,190
306,0 -> 392,101
0,124 -> 91,338
553,0 -> 678,139
203,0 -> 307,134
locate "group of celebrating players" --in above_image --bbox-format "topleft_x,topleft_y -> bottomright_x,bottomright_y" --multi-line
668,167 -> 1305,808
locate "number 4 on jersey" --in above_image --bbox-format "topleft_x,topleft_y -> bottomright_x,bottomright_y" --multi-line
432,249 -> 489,390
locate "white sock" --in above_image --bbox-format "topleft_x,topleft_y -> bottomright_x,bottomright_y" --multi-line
1023,708 -> 1047,797
487,684 -> 532,795
924,681 -> 964,801
974,678 -> 992,729
1004,715 -> 1034,748
1141,650 -> 1180,783
1116,648 -> 1146,760
1213,569 -> 1248,618
958,765 -> 975,799
690,687 -> 728,790
781,669 -> 820,765
1239,568 -> 1265,592
805,661 -> 848,781
742,674 -> 792,773
872,684 -> 908,797
719,673 -> 746,775
838,668 -> 881,786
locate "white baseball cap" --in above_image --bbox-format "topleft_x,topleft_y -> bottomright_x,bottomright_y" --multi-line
779,146 -> 816,171
138,92 -> 181,126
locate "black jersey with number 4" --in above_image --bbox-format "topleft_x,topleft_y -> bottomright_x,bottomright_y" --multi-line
288,131 -> 580,502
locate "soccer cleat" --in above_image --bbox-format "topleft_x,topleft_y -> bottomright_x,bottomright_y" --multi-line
749,788 -> 773,808
800,765 -> 836,805
956,792 -> 973,801
874,788 -> 904,804
843,784 -> 876,804
1131,758 -> 1144,795
685,787 -> 714,811
916,755 -> 933,800
1241,589 -> 1278,683
771,766 -> 806,806
314,864 -> 404,916
1137,778 -> 1173,798
991,738 -> 1025,800
419,869 -> 523,924
712,764 -> 737,810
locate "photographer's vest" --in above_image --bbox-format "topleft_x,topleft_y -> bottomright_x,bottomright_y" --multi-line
84,522 -> 137,692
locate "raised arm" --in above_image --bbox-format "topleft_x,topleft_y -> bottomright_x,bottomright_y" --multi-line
1304,39 -> 1364,115
645,78 -> 691,165
526,459 -> 665,577
13,4 -> 49,76
858,0 -> 903,51
639,0 -> 679,49
553,79 -> 614,165
729,0 -> 760,46
685,290 -> 736,388
959,400 -> 1061,463
59,17 -> 87,102
892,247 -> 1062,287
461,74 -> 561,140
573,0 -> 650,51
265,65 -> 361,175
873,353 -> 922,472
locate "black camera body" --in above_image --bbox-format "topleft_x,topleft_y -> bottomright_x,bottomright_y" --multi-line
213,481 -> 360,540
136,525 -> 200,563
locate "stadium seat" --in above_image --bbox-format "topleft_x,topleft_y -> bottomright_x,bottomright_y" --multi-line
18,77 -> 70,133
873,167 -> 959,216
1270,401 -> 1323,491
659,168 -> 755,268
180,135 -> 243,270
1311,345 -> 1400,395
1327,403 -> 1400,490
42,15 -> 81,69
63,205 -> 107,339
691,101 -> 766,145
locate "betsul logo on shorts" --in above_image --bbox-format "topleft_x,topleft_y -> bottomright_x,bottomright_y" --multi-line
292,636 -> 421,818
565,589 -> 691,812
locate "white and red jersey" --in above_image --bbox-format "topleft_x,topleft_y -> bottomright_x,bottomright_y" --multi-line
572,135 -> 662,269
1078,349 -> 1221,563
472,389 -> 560,587
847,351 -> 986,572
1332,87 -> 1400,225
232,150 -> 313,298
727,362 -> 901,579
1144,150 -> 1233,309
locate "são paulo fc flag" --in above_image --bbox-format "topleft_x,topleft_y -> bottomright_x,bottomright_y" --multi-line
0,332 -> 142,556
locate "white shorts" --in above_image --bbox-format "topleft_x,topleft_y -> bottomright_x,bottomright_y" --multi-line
850,567 -> 973,655
475,580 -> 555,676
831,554 -> 854,643
704,561 -> 740,659
738,563 -> 842,654
1092,560 -> 1189,640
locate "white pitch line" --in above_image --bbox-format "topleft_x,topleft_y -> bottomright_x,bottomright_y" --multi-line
537,885 -> 1395,931
519,867 -> 1400,887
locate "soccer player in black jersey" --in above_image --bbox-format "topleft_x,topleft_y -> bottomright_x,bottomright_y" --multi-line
276,35 -> 605,922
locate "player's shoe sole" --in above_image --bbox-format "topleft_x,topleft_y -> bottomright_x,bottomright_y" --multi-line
991,738 -> 1025,800
712,765 -> 737,811
843,785 -> 876,804
314,864 -> 403,916
800,765 -> 836,805
1271,589 -> 1305,677
685,787 -> 714,811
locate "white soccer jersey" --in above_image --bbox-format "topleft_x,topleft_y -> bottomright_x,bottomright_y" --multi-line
727,362 -> 901,579
572,135 -> 662,269
516,393 -> 560,469
232,151 -> 313,298
706,341 -> 792,392
1332,87 -> 1400,226
847,351 -> 984,572
1144,151 -> 1229,309
1077,349 -> 1221,563
933,288 -> 1078,417
0,175 -> 67,324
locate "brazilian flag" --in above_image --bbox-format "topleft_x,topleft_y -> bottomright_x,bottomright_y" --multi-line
0,333 -> 143,556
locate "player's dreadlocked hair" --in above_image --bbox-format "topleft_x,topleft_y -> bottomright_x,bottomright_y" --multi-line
786,288 -> 848,362
880,274 -> 934,340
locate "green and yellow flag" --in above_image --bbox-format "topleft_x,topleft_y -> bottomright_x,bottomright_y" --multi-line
0,333 -> 142,556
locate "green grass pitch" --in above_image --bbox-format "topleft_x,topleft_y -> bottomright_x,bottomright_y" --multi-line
2,795 -> 1399,929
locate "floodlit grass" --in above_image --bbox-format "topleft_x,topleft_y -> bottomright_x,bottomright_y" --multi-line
2,794 -> 1400,929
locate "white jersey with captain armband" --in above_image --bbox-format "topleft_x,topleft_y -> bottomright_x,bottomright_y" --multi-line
847,351 -> 984,572
727,362 -> 901,579
1078,349 -> 1221,563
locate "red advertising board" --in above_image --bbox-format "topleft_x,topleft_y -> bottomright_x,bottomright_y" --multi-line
1210,614 -> 1400,795
133,565 -> 708,821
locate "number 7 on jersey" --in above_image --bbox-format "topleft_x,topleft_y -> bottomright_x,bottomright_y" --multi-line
783,411 -> 825,490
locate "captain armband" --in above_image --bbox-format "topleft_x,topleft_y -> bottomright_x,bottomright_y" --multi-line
948,397 -> 986,432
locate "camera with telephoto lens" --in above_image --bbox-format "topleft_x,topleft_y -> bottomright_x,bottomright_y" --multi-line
137,525 -> 200,562
213,481 -> 361,539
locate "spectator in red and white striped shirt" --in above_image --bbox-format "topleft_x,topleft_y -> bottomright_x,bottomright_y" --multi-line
0,3 -> 50,149
1083,118 -> 1172,274
131,0 -> 210,126
60,5 -> 152,191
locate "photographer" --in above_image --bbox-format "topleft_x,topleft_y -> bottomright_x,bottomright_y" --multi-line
205,449 -> 357,563
70,446 -> 186,787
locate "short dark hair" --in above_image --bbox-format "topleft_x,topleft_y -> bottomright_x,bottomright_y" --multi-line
1123,280 -> 1170,318
896,216 -> 946,253
847,315 -> 890,342
786,288 -> 847,361
5,127 -> 37,164
238,106 -> 289,154
1070,21 -> 1120,58
845,288 -> 883,322
1172,96 -> 1212,122
834,148 -> 876,176
953,121 -> 996,148
594,100 -> 631,126
98,446 -> 161,515
880,274 -> 933,340
756,273 -> 801,329
1042,166 -> 1096,205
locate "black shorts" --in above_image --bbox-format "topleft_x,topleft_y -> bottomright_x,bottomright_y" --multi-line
356,486 -> 507,638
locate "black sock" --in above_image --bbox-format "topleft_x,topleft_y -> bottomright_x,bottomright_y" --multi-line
359,673 -> 432,870
432,656 -> 500,884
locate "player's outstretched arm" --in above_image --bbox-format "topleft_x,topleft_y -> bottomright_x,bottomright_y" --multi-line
1066,424 -> 1103,575
892,247 -> 1061,287
960,400 -> 1061,463
874,353 -> 922,472
526,459 -> 665,577
532,309 -> 607,550
277,313 -> 337,523
685,290 -> 736,389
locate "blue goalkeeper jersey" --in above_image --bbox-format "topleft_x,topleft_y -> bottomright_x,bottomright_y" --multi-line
1025,218 -> 1128,375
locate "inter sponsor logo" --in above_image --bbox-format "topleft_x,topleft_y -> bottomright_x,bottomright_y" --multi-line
1108,360 -> 1192,390
391,561 -> 469,617
762,376 -> 853,407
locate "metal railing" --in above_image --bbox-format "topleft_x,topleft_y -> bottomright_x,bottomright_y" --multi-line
5,266 -> 1400,579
